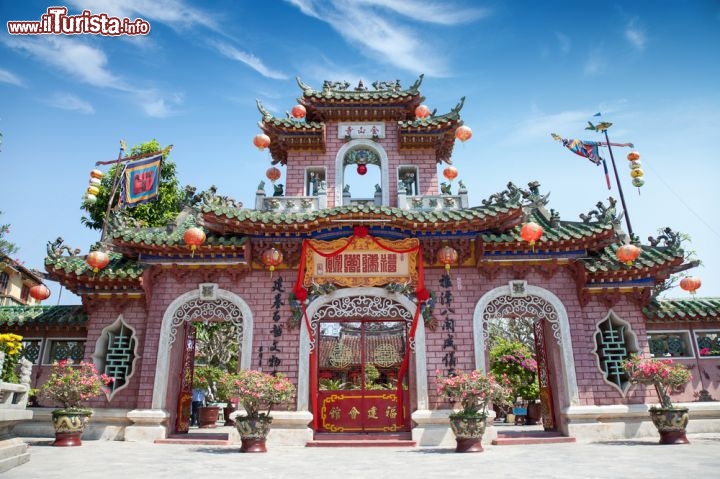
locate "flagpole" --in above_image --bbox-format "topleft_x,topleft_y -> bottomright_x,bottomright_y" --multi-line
602,130 -> 634,238
100,141 -> 126,243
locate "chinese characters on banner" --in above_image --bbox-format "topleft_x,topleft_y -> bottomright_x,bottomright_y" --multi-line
337,122 -> 385,139
258,276 -> 285,373
439,273 -> 456,376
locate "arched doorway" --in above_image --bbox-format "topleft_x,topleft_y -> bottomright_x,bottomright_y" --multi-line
153,285 -> 254,434
473,283 -> 579,434
297,287 -> 429,434
334,140 -> 390,206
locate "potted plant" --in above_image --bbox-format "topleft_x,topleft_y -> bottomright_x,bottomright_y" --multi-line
227,369 -> 296,452
436,369 -> 512,452
192,365 -> 223,428
39,360 -> 113,446
623,354 -> 692,444
216,370 -> 238,426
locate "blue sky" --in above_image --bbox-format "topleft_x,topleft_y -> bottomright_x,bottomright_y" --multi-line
1,0 -> 719,305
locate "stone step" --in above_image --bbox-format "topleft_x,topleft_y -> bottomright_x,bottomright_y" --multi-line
155,432 -> 231,446
306,439 -> 417,448
492,431 -> 576,446
0,439 -> 30,473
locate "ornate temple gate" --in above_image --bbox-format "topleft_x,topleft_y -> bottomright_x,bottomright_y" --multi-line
166,291 -> 246,434
313,297 -> 413,433
482,292 -> 561,431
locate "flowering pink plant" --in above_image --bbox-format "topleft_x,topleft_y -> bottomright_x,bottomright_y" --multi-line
228,369 -> 296,418
40,360 -> 113,412
436,369 -> 513,418
623,355 -> 691,408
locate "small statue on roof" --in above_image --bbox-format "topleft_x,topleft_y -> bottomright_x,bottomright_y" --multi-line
440,182 -> 452,195
273,183 -> 284,197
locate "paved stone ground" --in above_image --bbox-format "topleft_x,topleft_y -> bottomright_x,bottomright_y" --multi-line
5,433 -> 720,479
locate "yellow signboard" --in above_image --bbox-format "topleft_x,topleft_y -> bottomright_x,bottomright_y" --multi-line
304,236 -> 419,288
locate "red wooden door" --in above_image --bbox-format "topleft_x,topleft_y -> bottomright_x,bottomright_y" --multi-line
174,322 -> 197,433
316,319 -> 409,433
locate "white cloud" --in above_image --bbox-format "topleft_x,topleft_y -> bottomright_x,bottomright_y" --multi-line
45,92 -> 95,114
210,41 -> 288,80
2,36 -> 182,117
285,0 -> 488,77
2,36 -> 126,90
625,21 -> 647,51
583,48 -> 606,76
0,68 -> 24,87
504,109 -> 592,145
554,32 -> 570,54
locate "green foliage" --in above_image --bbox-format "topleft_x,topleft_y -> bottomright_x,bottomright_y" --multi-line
0,211 -> 19,256
81,140 -> 184,230
489,339 -> 539,401
193,364 -> 224,400
436,369 -> 513,418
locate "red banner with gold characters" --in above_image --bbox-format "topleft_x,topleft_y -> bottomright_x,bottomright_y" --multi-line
303,236 -> 419,288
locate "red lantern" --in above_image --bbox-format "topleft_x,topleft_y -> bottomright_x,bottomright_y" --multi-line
520,222 -> 544,249
616,244 -> 641,266
86,250 -> 110,273
415,104 -> 430,119
437,245 -> 459,274
253,133 -> 271,150
680,277 -> 702,295
627,151 -> 640,161
357,163 -> 368,175
455,125 -> 472,142
266,167 -> 281,183
291,104 -> 307,119
183,227 -> 206,257
261,247 -> 283,278
29,284 -> 51,302
443,166 -> 458,182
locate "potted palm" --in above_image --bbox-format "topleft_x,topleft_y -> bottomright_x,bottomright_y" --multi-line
227,369 -> 296,452
623,355 -> 692,444
40,360 -> 113,446
436,369 -> 512,452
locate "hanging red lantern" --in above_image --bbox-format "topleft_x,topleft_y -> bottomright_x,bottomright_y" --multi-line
616,244 -> 641,266
29,284 -> 51,302
253,133 -> 271,150
291,104 -> 307,119
455,125 -> 472,142
183,227 -> 206,257
261,247 -> 283,278
437,245 -> 459,274
627,151 -> 640,161
443,166 -> 458,182
266,167 -> 281,183
415,104 -> 430,119
680,277 -> 702,295
86,250 -> 110,273
520,222 -> 544,249
357,163 -> 368,175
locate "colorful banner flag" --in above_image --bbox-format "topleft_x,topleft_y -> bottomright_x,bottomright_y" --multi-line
119,153 -> 162,207
551,133 -> 611,189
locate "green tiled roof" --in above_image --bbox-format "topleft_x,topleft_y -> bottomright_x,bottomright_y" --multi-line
260,117 -> 324,130
480,214 -> 613,246
45,251 -> 145,280
201,202 -> 515,231
644,298 -> 720,321
0,305 -> 87,327
583,243 -> 683,275
297,76 -> 423,101
111,227 -> 245,248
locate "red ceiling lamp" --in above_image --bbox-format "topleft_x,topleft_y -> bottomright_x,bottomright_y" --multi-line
442,166 -> 458,182
29,284 -> 51,302
291,104 -> 307,119
253,133 -> 271,151
357,163 -> 368,175
679,277 -> 702,296
437,245 -> 459,276
183,227 -> 206,257
86,250 -> 110,273
455,125 -> 473,143
266,166 -> 281,183
261,247 -> 283,278
415,104 -> 430,119
520,222 -> 544,251
616,244 -> 641,266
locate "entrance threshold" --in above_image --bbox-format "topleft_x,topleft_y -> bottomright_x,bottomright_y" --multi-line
491,424 -> 575,446
307,432 -> 415,448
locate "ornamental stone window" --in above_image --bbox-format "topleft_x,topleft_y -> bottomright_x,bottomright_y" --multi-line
592,312 -> 638,394
93,316 -> 138,398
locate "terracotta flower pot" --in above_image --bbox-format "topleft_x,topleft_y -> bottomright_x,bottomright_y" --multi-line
197,406 -> 221,428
